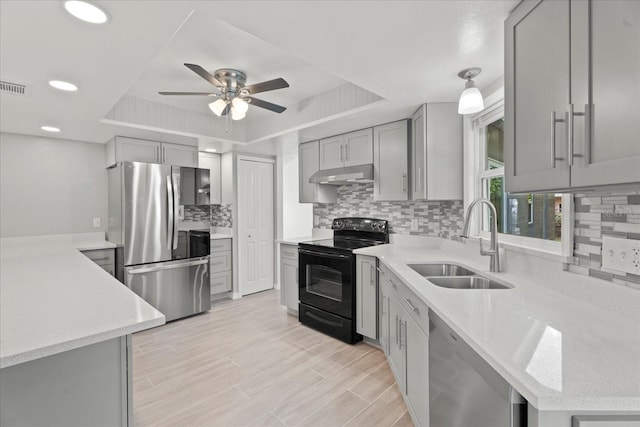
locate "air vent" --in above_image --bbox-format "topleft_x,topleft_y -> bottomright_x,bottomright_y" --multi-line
0,80 -> 30,96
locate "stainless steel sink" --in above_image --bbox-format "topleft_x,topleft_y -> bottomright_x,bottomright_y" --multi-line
428,276 -> 512,290
408,263 -> 476,277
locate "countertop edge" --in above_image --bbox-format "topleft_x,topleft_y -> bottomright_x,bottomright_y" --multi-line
0,316 -> 165,369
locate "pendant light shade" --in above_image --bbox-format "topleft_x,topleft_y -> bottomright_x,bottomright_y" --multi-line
457,67 -> 484,115
208,99 -> 227,116
231,108 -> 246,121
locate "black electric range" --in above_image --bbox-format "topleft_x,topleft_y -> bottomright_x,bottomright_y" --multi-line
298,218 -> 389,344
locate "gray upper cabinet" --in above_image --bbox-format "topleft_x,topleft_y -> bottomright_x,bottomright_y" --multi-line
298,141 -> 337,203
569,0 -> 640,188
106,136 -> 198,168
161,143 -> 199,168
505,0 -> 640,193
198,153 -> 221,205
374,120 -> 410,201
411,103 -> 463,201
319,128 -> 373,170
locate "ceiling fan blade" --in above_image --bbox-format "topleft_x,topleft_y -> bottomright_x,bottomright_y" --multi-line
184,63 -> 224,91
158,91 -> 219,96
247,97 -> 287,113
242,78 -> 289,95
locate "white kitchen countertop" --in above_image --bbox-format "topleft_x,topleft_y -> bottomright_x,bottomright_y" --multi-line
210,234 -> 232,240
0,233 -> 165,369
355,239 -> 640,412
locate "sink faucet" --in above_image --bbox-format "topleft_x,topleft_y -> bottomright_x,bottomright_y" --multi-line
460,198 -> 501,272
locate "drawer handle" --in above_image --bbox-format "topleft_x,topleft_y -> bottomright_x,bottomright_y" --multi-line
283,251 -> 296,257
211,261 -> 225,266
90,257 -> 111,262
389,279 -> 397,289
403,297 -> 418,313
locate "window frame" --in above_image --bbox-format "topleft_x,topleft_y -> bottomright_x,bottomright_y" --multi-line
466,91 -> 573,258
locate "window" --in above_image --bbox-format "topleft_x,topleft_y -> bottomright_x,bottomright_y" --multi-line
470,96 -> 571,255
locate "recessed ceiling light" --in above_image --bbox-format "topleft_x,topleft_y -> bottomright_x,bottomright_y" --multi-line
64,1 -> 108,24
204,148 -> 217,153
49,80 -> 78,92
41,126 -> 61,133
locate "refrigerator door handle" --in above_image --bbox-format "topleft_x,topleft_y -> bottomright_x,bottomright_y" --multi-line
171,173 -> 179,250
166,175 -> 174,251
126,257 -> 209,275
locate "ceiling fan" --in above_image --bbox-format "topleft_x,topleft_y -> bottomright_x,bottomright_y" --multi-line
159,63 -> 289,121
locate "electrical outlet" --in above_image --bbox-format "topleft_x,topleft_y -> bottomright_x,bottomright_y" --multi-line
410,219 -> 419,231
314,215 -> 320,226
92,217 -> 101,228
602,236 -> 640,275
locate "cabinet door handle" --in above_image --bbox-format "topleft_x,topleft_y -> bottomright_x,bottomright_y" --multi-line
403,297 -> 418,313
584,103 -> 592,166
402,173 -> 407,192
551,111 -> 565,168
395,315 -> 399,345
381,295 -> 386,316
389,278 -> 397,289
369,264 -> 375,286
399,320 -> 404,350
340,145 -> 343,162
567,104 -> 586,167
346,143 -> 350,161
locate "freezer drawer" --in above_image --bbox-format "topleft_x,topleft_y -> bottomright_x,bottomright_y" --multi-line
124,257 -> 210,322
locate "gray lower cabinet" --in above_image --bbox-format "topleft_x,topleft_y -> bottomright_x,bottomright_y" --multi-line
379,262 -> 430,427
210,239 -> 232,295
0,336 -> 132,427
355,255 -> 377,339
82,248 -> 115,276
505,0 -> 640,192
280,243 -> 299,313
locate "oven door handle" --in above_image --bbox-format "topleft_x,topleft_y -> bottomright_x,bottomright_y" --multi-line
298,249 -> 352,260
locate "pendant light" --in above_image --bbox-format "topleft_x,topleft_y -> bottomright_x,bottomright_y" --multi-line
208,99 -> 228,117
457,67 -> 484,115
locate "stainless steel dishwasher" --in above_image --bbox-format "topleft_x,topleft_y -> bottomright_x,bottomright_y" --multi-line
429,312 -> 527,427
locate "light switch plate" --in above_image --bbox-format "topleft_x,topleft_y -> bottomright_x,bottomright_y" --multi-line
602,236 -> 640,275
410,219 -> 419,231
314,215 -> 320,226
92,217 -> 101,228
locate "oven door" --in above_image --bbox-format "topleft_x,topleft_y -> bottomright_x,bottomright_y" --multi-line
298,247 -> 353,319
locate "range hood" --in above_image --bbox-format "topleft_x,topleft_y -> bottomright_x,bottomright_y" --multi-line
309,164 -> 374,185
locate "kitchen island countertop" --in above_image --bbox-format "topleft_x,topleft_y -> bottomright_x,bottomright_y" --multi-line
0,232 -> 165,369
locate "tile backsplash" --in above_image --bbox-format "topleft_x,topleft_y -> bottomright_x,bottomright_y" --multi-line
570,190 -> 640,287
211,204 -> 233,227
313,183 -> 464,238
184,204 -> 233,227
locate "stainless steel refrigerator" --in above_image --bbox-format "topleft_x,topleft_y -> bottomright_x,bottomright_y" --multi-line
107,161 -> 210,321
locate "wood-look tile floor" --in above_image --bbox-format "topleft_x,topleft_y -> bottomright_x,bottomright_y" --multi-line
132,289 -> 413,427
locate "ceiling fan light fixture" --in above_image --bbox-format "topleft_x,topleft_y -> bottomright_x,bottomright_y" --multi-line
232,97 -> 249,114
457,67 -> 484,115
231,108 -> 246,121
64,1 -> 108,24
209,99 -> 227,117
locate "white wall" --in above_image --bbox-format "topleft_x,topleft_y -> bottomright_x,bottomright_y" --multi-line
281,149 -> 313,239
0,132 -> 107,237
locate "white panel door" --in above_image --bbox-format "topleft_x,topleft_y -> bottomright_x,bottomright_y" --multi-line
238,159 -> 274,296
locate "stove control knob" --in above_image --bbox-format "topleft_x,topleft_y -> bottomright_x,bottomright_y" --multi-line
334,220 -> 343,229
